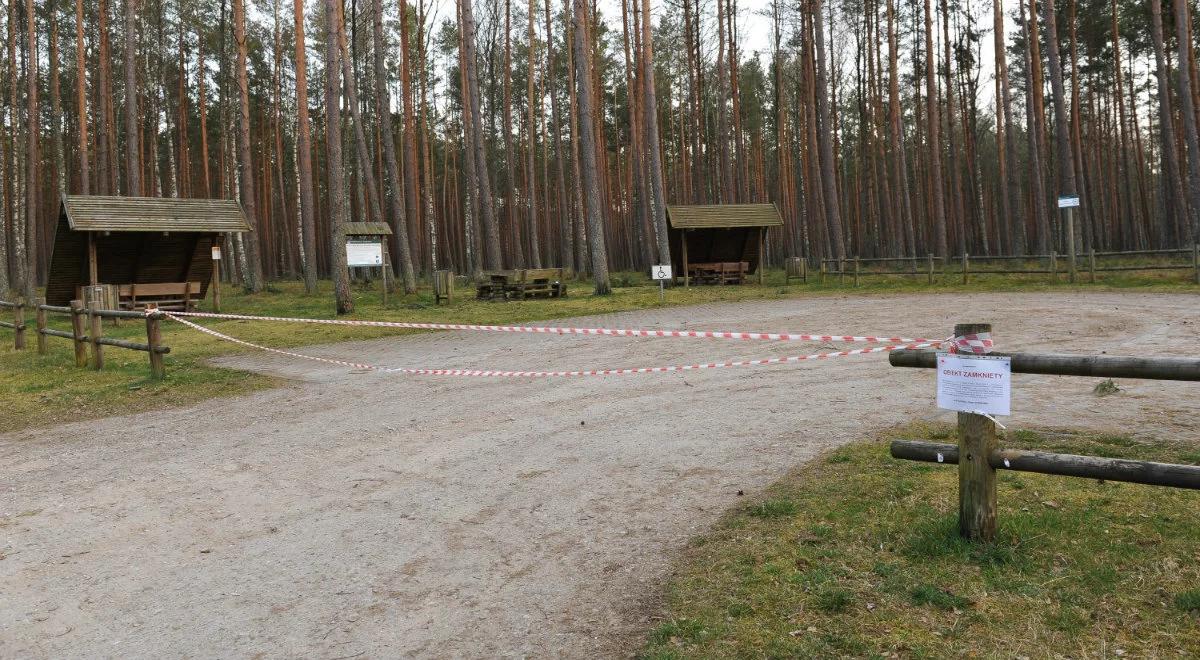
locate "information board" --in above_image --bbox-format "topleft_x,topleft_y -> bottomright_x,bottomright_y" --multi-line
346,240 -> 384,267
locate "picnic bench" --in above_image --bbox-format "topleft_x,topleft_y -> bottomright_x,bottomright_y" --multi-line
687,261 -> 749,285
476,268 -> 568,301
118,281 -> 202,311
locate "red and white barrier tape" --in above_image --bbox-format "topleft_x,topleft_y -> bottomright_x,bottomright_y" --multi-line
164,312 -> 943,378
948,332 -> 993,354
165,310 -> 938,345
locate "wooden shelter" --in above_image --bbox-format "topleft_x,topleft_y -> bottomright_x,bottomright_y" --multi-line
667,204 -> 783,285
45,195 -> 251,307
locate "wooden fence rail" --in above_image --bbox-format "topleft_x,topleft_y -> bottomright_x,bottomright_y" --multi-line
819,245 -> 1199,285
1,297 -> 169,379
888,322 -> 1200,542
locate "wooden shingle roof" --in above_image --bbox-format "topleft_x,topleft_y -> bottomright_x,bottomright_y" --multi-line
342,222 -> 394,236
61,195 -> 251,233
666,204 -> 784,229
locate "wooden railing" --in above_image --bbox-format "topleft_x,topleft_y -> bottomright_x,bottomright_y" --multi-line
887,322 -> 1200,541
819,245 -> 1200,285
0,297 -> 169,379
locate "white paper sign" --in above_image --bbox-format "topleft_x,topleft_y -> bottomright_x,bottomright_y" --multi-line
1057,195 -> 1080,208
211,245 -> 222,260
651,264 -> 673,281
936,353 -> 1011,416
346,241 -> 384,267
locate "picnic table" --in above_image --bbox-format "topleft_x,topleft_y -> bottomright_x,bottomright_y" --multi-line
476,268 -> 568,301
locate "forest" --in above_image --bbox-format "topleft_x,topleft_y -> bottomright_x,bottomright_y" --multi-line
1,0 -> 1199,308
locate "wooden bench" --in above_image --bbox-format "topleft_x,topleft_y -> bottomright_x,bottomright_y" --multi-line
476,268 -> 568,301
687,261 -> 748,285
118,282 -> 202,311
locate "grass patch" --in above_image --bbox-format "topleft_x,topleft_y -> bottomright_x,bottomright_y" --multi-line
0,267 -> 1195,434
642,425 -> 1200,658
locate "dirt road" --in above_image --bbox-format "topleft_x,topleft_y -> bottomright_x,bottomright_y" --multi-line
3,292 -> 1198,658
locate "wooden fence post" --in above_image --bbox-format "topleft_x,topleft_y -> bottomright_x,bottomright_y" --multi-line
88,300 -> 104,370
839,258 -> 845,285
13,297 -> 26,350
69,300 -> 88,367
928,253 -> 935,284
146,304 -> 165,380
853,256 -> 860,287
1050,251 -> 1058,281
955,322 -> 998,542
962,254 -> 969,284
34,297 -> 47,354
1089,248 -> 1097,283
1193,243 -> 1199,285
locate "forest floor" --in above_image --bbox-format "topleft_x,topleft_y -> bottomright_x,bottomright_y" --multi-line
2,290 -> 1198,657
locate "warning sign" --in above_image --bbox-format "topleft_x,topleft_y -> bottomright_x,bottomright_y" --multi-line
936,353 -> 1011,416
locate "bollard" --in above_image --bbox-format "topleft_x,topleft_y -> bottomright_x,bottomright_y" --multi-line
69,300 -> 88,367
13,297 -> 26,350
88,300 -> 104,370
955,322 -> 998,541
146,304 -> 165,380
34,297 -> 47,354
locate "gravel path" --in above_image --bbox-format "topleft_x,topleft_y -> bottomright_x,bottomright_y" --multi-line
2,292 -> 1198,659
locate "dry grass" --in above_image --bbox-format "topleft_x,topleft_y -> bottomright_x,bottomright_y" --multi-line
641,424 -> 1200,658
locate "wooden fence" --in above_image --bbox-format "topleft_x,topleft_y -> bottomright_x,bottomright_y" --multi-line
887,323 -> 1200,541
820,245 -> 1200,285
0,297 -> 169,379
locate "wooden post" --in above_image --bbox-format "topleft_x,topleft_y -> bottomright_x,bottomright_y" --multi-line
211,235 -> 222,313
853,256 -> 860,287
801,257 -> 807,283
34,297 -> 47,354
1050,251 -> 1058,281
682,230 -> 690,288
1194,243 -> 1199,285
839,257 -> 845,285
928,253 -> 935,284
955,322 -> 998,542
758,228 -> 765,285
1089,248 -> 1096,283
381,241 -> 391,306
69,299 -> 88,367
145,303 -> 165,380
13,297 -> 25,350
88,300 -> 104,370
87,233 -> 99,285
962,253 -> 969,284
1066,207 -> 1077,283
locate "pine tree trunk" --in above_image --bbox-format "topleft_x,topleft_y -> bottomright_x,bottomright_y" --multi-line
291,0 -> 318,292
24,0 -> 38,296
527,0 -> 542,268
1038,0 -> 1079,254
74,0 -> 90,195
572,0 -> 610,293
372,0 -> 417,292
124,0 -> 140,196
233,0 -> 264,291
919,0 -> 945,256
1150,0 -> 1188,244
1173,0 -> 1200,243
641,0 -> 671,264
324,0 -> 353,313
460,0 -> 502,270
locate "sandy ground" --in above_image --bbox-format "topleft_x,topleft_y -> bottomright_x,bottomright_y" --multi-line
2,291 -> 1199,659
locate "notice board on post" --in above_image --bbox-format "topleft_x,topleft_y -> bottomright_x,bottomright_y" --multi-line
346,239 -> 384,267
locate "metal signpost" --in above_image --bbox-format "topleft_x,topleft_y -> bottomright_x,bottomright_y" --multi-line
652,264 -> 673,301
1057,195 -> 1080,283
